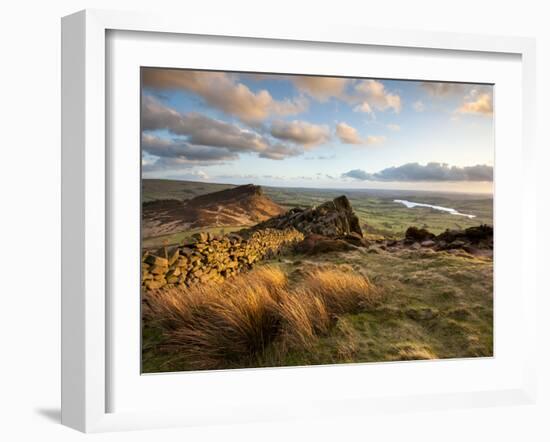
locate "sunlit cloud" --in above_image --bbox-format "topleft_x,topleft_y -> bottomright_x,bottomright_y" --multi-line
336,122 -> 385,146
291,76 -> 402,115
270,120 -> 330,148
291,76 -> 349,101
420,82 -> 493,116
335,122 -> 362,144
457,90 -> 493,116
142,68 -> 307,123
354,80 -> 401,113
142,96 -> 304,160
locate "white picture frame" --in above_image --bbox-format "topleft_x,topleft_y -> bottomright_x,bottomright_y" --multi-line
61,9 -> 537,433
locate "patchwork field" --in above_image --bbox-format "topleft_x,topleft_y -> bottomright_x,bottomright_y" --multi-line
264,187 -> 492,237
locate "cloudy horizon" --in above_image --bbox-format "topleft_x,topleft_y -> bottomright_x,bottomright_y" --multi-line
141,68 -> 494,194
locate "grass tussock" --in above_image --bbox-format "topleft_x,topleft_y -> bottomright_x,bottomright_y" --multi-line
300,268 -> 378,314
144,265 -> 378,370
278,288 -> 331,350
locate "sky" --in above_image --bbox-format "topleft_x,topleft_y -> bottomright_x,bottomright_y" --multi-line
141,68 -> 494,194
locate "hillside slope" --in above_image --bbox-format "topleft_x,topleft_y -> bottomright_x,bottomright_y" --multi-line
142,184 -> 285,237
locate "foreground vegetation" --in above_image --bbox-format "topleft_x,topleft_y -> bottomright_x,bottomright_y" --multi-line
143,265 -> 379,371
142,245 -> 493,372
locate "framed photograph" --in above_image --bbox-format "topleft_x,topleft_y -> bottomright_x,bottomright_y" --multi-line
61,9 -> 537,432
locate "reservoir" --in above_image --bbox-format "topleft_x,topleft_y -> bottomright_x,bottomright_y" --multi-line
393,199 -> 476,219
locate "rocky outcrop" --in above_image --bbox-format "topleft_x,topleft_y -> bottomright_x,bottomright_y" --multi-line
252,195 -> 363,238
293,234 -> 358,255
404,226 -> 436,243
142,227 -> 303,290
379,224 -> 493,255
437,225 -> 493,246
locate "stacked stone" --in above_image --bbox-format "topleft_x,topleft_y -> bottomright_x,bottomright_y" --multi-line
141,227 -> 304,291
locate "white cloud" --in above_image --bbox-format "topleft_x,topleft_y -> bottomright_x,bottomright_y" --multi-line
270,120 -> 330,148
353,102 -> 373,114
336,122 -> 362,144
142,160 -> 214,180
291,76 -> 402,116
142,96 -> 304,160
420,82 -> 493,116
342,162 -> 493,182
336,122 -> 386,146
341,169 -> 371,180
413,100 -> 425,112
142,69 -> 307,123
142,97 -> 268,152
353,80 -> 402,113
457,90 -> 493,116
194,170 -> 209,180
365,135 -> 386,145
142,133 -> 238,162
291,76 -> 350,101
258,143 -> 303,160
386,123 -> 400,131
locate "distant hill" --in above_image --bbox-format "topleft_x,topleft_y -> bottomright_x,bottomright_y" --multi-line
142,183 -> 285,238
142,179 -> 236,203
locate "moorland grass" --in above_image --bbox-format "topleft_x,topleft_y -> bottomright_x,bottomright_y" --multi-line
142,247 -> 493,371
143,265 -> 379,371
140,180 -> 493,371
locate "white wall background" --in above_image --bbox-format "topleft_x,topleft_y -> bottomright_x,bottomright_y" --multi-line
0,1 -> 547,440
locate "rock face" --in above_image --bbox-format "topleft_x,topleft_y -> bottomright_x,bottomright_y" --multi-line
141,227 -> 304,291
293,234 -> 357,255
252,195 -> 363,238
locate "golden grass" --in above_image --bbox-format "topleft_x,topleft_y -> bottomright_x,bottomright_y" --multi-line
300,268 -> 378,314
392,343 -> 437,361
145,271 -> 282,370
144,265 -> 378,370
334,318 -> 360,361
278,288 -> 331,350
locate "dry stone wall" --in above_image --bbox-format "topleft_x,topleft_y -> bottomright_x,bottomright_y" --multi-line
142,227 -> 304,290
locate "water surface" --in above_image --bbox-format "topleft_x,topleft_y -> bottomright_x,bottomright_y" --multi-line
393,199 -> 476,219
